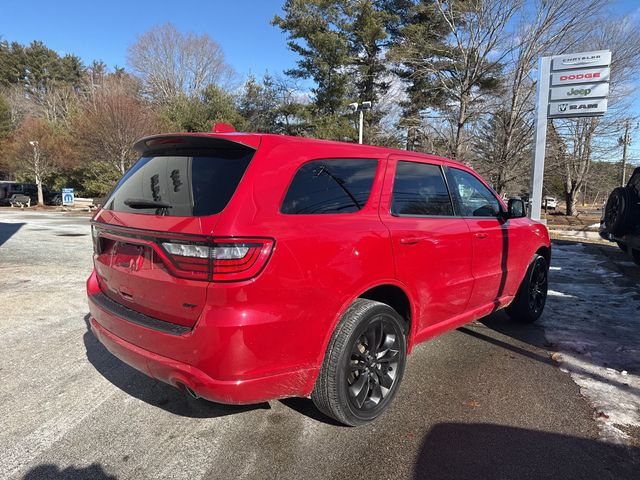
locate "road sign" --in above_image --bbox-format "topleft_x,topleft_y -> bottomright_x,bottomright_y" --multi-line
549,83 -> 609,101
550,67 -> 610,86
548,98 -> 608,118
62,188 -> 74,206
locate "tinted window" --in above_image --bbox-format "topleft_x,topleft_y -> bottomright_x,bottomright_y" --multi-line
391,161 -> 453,216
447,168 -> 501,217
104,149 -> 253,216
281,159 -> 377,214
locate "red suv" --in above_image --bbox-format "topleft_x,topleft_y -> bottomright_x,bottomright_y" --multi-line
87,129 -> 550,426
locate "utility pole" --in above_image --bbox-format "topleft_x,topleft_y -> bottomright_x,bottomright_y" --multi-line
620,120 -> 631,187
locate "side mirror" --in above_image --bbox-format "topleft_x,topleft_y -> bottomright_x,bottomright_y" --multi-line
507,198 -> 526,219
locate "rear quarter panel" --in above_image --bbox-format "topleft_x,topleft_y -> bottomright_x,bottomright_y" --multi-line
211,139 -> 397,370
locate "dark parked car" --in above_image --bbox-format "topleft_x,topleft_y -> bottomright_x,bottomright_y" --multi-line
0,182 -> 54,206
600,167 -> 640,265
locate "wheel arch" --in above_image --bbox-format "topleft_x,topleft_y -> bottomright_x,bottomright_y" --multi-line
312,280 -> 416,383
535,245 -> 551,266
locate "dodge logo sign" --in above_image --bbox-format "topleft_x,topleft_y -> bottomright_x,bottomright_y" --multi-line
551,67 -> 610,86
559,72 -> 600,81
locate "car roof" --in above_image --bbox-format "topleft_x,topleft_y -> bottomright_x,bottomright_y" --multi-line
135,131 -> 464,167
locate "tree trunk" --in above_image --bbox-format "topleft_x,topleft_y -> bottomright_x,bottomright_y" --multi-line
36,175 -> 44,206
565,190 -> 576,217
453,92 -> 468,161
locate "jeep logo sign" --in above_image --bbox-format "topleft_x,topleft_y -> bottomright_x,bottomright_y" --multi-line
551,67 -> 610,86
549,83 -> 609,101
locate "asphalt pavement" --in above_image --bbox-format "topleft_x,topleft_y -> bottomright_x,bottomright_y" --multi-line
0,209 -> 638,479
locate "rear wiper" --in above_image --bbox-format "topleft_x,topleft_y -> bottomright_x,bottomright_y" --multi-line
124,198 -> 173,209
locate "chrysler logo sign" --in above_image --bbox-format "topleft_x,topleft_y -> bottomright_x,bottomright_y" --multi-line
551,50 -> 612,71
561,54 -> 602,66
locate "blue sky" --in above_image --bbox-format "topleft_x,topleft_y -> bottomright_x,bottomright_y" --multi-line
1,0 -> 640,162
0,0 -> 296,78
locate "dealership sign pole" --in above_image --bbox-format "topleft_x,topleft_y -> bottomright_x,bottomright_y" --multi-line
529,50 -> 611,220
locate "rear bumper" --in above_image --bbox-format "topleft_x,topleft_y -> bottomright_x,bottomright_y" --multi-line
86,270 -> 317,405
89,317 -> 312,404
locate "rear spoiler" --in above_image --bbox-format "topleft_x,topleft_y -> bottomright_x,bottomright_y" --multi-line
133,133 -> 261,155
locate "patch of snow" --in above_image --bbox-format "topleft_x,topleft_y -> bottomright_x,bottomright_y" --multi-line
547,289 -> 577,298
549,266 -> 562,271
589,223 -> 601,228
542,242 -> 640,445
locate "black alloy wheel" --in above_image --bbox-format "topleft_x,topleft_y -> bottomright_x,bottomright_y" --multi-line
312,299 -> 407,426
506,254 -> 549,323
528,258 -> 548,318
346,318 -> 400,411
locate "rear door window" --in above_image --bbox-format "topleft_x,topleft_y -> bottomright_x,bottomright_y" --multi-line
391,161 -> 454,216
281,159 -> 377,214
104,149 -> 254,216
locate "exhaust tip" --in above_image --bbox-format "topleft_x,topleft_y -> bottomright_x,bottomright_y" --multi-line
183,385 -> 199,399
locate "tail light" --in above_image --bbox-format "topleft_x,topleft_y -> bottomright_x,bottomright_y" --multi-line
160,238 -> 274,282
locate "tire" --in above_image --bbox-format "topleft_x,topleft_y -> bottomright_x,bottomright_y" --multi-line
604,187 -> 639,236
616,241 -> 628,253
311,299 -> 407,426
506,254 -> 549,323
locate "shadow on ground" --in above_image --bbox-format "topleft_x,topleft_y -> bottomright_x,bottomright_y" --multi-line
0,221 -> 25,247
414,422 -> 639,480
82,314 -> 270,419
23,463 -> 116,480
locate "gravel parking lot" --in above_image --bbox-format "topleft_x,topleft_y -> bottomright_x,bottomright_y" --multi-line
1,209 -> 638,479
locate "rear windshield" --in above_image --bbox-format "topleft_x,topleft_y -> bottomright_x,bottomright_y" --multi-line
103,149 -> 254,216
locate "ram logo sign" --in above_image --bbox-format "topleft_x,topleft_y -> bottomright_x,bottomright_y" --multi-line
548,99 -> 608,118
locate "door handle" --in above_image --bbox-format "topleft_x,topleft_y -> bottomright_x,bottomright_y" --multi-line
474,232 -> 489,239
400,236 -> 435,245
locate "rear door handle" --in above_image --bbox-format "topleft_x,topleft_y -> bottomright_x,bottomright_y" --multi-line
474,232 -> 489,239
400,236 -> 436,245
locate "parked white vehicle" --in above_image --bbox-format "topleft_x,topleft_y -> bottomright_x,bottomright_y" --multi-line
544,197 -> 558,210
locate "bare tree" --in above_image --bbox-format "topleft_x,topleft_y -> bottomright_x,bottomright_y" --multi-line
400,0 -> 522,161
127,23 -> 233,101
6,117 -> 71,204
474,0 -> 603,195
75,74 -> 157,175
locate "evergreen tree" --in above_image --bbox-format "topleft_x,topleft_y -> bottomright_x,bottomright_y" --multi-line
273,0 -> 399,142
